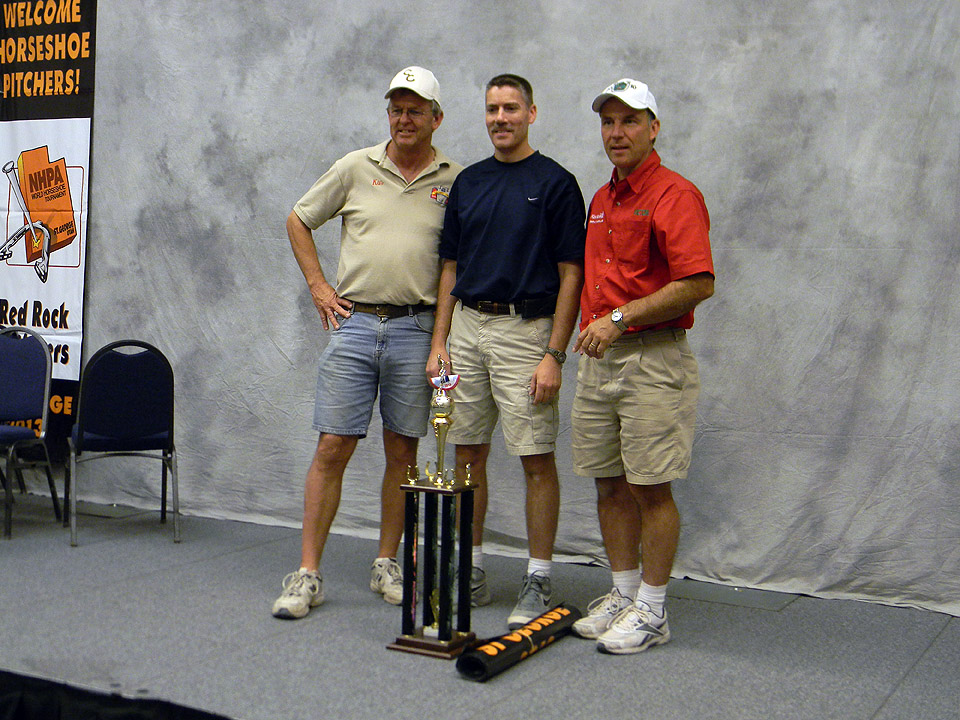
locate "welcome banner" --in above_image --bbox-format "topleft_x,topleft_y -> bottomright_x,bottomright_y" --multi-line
1,0 -> 96,456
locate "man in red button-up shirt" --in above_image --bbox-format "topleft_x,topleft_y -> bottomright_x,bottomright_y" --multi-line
570,79 -> 714,654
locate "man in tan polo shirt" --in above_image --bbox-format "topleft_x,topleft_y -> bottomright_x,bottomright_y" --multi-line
272,67 -> 463,619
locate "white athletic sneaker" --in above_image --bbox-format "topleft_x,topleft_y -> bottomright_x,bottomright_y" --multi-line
370,558 -> 403,605
271,569 -> 323,619
572,588 -> 633,639
596,602 -> 671,654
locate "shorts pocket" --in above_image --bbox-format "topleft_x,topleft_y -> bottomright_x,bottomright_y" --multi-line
332,311 -> 353,331
528,315 -> 554,350
529,392 -> 558,444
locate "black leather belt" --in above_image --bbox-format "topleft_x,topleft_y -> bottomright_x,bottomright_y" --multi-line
352,302 -> 434,319
462,296 -> 556,319
462,299 -> 515,315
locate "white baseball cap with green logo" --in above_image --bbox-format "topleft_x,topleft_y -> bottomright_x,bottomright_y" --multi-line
591,78 -> 658,118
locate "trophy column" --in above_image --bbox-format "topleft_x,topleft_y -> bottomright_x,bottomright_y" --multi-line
388,359 -> 476,659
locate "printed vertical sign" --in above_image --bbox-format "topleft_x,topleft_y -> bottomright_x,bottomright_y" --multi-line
1,0 -> 96,456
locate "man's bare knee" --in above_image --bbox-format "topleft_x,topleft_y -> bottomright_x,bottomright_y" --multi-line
383,430 -> 418,468
314,433 -> 357,470
595,475 -> 630,502
456,443 -> 489,467
520,452 -> 557,483
631,481 -> 675,513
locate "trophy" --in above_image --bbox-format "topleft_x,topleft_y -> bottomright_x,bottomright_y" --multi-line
387,357 -> 477,659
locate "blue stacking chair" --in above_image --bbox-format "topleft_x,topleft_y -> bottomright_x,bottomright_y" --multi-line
67,340 -> 180,546
0,326 -> 61,538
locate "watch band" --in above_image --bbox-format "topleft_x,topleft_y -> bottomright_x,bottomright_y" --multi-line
612,307 -> 629,331
544,347 -> 566,364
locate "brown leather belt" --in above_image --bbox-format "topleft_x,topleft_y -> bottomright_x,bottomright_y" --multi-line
462,296 -> 556,319
352,302 -> 434,319
462,299 -> 515,315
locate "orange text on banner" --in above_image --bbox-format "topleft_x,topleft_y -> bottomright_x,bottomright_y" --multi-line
1,1 -> 82,28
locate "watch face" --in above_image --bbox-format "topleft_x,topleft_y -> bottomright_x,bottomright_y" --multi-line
612,308 -> 628,330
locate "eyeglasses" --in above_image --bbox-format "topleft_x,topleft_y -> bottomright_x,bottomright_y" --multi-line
388,107 -> 427,119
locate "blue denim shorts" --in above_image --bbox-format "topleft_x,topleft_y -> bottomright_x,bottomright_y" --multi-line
313,309 -> 435,438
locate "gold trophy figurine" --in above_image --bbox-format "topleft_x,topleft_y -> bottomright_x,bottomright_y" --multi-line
425,355 -> 461,489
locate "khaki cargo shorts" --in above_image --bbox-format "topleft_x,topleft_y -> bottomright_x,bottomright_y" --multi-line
445,303 -> 558,456
572,328 -> 699,484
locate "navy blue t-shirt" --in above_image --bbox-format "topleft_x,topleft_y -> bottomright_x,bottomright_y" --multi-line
439,151 -> 585,303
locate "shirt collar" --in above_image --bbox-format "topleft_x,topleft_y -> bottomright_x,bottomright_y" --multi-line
368,139 -> 391,165
608,149 -> 661,193
370,139 -> 450,173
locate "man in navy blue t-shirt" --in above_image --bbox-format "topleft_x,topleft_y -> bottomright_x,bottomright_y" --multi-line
429,73 -> 585,629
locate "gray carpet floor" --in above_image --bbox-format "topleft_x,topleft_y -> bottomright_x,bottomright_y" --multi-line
1,494 -> 958,720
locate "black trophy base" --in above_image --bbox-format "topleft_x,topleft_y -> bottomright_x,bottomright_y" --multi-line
387,629 -> 477,659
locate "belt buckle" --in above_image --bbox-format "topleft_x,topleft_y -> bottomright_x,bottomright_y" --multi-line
375,304 -> 391,319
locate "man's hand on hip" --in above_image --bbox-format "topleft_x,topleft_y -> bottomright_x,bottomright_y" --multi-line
311,281 -> 352,331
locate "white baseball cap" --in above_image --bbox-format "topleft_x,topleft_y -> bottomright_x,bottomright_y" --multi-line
591,78 -> 658,118
385,66 -> 441,109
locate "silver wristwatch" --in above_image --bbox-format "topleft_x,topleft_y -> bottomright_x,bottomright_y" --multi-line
611,307 -> 628,331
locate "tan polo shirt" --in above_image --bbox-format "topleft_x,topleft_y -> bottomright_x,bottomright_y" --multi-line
293,140 -> 462,305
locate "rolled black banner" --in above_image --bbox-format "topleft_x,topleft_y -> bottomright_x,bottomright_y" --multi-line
456,603 -> 583,682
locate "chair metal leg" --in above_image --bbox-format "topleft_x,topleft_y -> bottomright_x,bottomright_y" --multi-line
4,446 -> 18,539
61,456 -> 70,527
160,454 -> 168,524
69,445 -> 78,547
5,442 -> 61,523
39,444 -> 61,522
13,462 -> 27,493
2,463 -> 11,539
170,448 -> 180,543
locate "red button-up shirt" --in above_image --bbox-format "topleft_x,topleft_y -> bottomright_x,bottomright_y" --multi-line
580,149 -> 713,333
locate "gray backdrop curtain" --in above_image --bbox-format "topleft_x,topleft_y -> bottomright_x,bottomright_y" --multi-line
75,0 -> 960,615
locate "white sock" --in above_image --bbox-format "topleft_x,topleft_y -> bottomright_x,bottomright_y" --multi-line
472,545 -> 484,570
611,568 -> 642,600
527,557 -> 552,577
636,581 -> 667,619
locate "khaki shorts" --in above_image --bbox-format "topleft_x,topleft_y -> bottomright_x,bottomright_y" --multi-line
446,303 -> 558,456
572,328 -> 699,485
